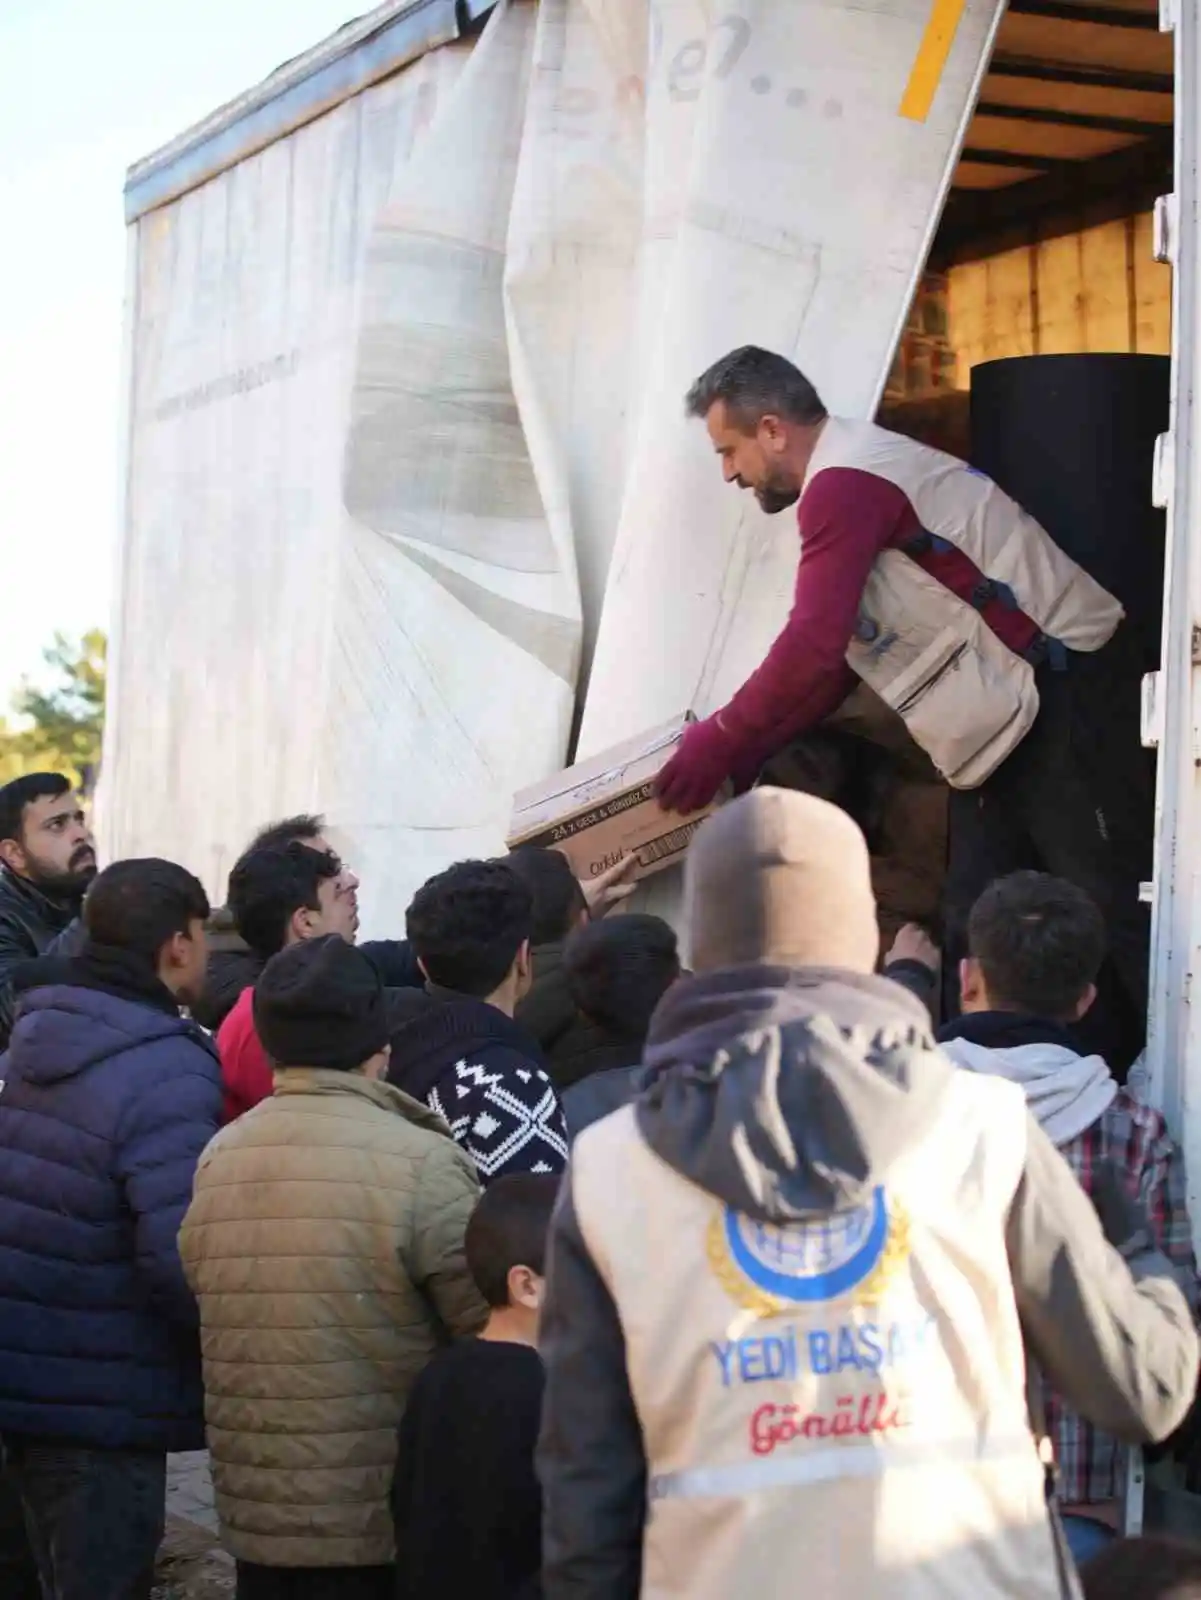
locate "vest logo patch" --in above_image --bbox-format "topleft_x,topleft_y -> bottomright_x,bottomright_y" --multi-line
707,1187 -> 909,1316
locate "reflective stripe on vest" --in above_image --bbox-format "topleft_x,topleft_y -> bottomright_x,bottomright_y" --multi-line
649,1434 -> 1039,1502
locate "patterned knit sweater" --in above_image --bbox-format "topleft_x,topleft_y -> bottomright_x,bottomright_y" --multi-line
385,989 -> 567,1184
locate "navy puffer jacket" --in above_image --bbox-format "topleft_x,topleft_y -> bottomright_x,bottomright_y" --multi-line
0,977 -> 221,1451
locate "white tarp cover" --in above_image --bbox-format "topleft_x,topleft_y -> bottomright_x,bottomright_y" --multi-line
101,0 -> 1004,932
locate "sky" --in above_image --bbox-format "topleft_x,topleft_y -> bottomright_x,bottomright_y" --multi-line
0,0 -> 367,702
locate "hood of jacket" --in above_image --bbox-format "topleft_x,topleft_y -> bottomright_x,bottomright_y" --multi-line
386,988 -> 547,1104
6,970 -> 205,1087
637,964 -> 951,1224
515,940 -> 576,1052
939,1011 -> 1117,1147
192,934 -> 261,1032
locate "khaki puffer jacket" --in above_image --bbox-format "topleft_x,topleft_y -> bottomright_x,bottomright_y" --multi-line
179,1069 -> 487,1568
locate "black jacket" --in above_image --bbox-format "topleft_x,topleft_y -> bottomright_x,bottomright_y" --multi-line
192,920 -> 424,1032
0,867 -> 85,1050
517,944 -> 633,1095
516,944 -> 576,1057
387,989 -> 568,1184
560,1029 -> 650,1144
393,1339 -> 545,1599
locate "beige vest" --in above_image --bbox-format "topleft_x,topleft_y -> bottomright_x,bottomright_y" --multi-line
571,1068 -> 1063,1599
805,418 -> 1123,789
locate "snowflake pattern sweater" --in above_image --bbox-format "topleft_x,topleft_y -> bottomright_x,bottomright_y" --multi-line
385,989 -> 567,1184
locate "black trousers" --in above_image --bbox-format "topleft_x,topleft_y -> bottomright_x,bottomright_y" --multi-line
235,1561 -> 394,1600
943,625 -> 1154,1072
3,1438 -> 165,1600
0,1448 -> 40,1600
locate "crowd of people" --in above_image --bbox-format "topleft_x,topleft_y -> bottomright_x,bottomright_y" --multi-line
0,764 -> 1196,1600
0,337 -> 1174,1600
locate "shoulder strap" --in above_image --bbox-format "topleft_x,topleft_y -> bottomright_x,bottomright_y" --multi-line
1026,1359 -> 1085,1599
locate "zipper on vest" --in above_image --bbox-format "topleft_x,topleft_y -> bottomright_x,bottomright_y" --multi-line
895,643 -> 969,716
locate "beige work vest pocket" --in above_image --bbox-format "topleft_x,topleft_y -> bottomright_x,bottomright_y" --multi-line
847,556 -> 1039,789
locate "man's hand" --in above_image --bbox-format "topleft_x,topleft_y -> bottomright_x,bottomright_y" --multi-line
581,853 -> 639,917
884,923 -> 941,976
655,718 -> 736,815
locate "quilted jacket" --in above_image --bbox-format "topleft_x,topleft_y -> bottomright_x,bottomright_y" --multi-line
0,972 -> 222,1450
179,1068 -> 487,1568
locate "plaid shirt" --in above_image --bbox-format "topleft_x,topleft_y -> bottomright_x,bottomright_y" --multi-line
1047,1087 -> 1200,1503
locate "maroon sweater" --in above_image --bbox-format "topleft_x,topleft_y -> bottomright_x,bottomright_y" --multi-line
718,467 -> 1041,756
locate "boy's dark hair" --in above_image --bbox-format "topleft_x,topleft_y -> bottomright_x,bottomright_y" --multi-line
504,846 -> 587,945
967,870 -> 1106,1021
0,773 -> 71,845
85,859 -> 210,963
465,1174 -> 561,1308
406,860 -> 533,997
685,345 -> 827,432
565,914 -> 680,1039
249,814 -> 325,854
1081,1536 -> 1201,1599
227,843 -> 340,961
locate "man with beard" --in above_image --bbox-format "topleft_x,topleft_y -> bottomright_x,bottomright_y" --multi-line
656,346 -> 1151,1039
0,773 -> 97,1052
0,774 -> 98,1597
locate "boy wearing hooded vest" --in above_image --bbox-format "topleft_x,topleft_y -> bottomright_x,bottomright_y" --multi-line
538,790 -> 1198,1600
939,870 -> 1200,1564
656,345 -> 1151,1056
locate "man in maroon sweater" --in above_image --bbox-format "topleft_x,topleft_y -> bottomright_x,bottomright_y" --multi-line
656,346 -> 1152,1046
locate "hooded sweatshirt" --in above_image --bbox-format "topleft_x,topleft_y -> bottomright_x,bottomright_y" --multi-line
386,989 -> 568,1184
939,1013 -> 1118,1146
537,790 -> 1198,1600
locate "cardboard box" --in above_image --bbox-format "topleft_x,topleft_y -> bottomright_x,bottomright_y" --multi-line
506,713 -> 722,886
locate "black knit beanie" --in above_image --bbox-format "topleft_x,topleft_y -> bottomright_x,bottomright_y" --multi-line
253,936 -> 388,1071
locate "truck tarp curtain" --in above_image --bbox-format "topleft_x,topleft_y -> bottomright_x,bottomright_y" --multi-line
100,0 -> 1003,932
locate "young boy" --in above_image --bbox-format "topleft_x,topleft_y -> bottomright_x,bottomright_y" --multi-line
938,870 -> 1200,1564
392,1173 -> 559,1599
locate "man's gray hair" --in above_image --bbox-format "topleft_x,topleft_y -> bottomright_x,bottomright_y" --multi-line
685,346 -> 827,431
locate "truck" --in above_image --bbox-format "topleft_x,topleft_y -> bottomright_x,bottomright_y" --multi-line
100,0 -> 1201,1227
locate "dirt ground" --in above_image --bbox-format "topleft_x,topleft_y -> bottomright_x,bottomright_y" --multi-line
152,1517 -> 234,1600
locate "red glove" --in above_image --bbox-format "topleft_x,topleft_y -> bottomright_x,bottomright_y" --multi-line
655,717 -> 739,814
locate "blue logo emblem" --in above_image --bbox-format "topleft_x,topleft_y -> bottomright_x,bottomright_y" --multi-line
708,1188 -> 908,1315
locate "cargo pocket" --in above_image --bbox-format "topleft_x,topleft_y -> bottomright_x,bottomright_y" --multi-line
888,631 -> 970,720
883,628 -> 1035,788
846,556 -> 1038,788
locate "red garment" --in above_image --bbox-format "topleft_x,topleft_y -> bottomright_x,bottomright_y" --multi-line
215,985 -> 274,1123
720,466 -> 1041,751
